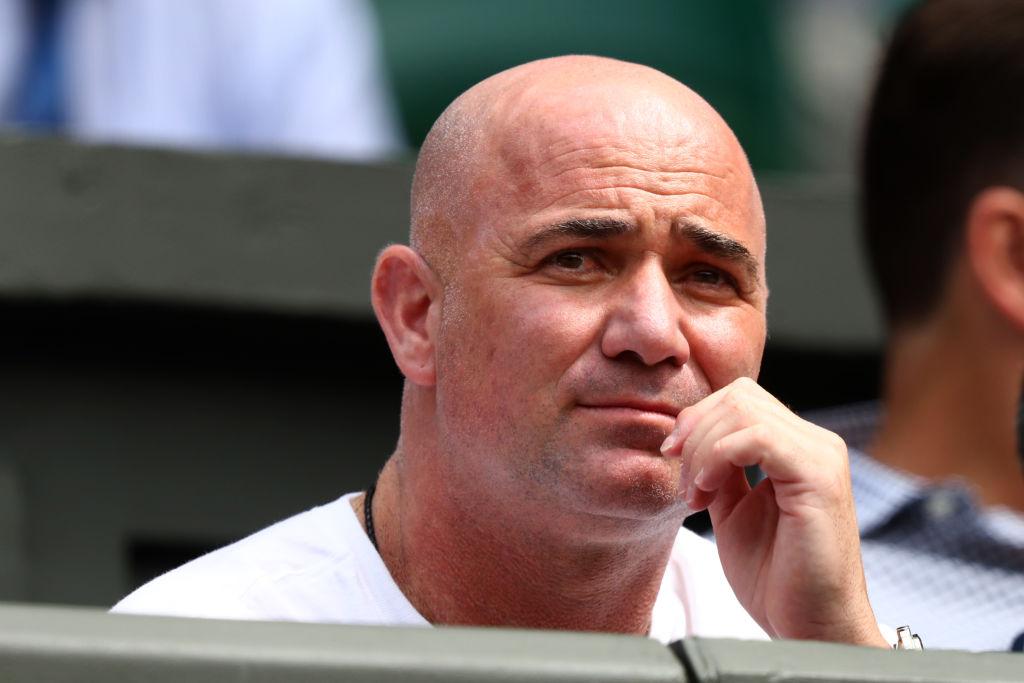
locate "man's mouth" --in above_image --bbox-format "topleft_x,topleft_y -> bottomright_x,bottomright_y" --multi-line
576,398 -> 681,425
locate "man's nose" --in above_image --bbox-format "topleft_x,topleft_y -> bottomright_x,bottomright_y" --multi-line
599,262 -> 690,367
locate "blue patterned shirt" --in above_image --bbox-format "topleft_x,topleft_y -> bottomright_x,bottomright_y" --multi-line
807,403 -> 1024,651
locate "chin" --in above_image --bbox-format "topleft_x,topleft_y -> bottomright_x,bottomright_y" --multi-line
572,448 -> 685,519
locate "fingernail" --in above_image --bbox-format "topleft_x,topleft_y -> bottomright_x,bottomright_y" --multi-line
662,412 -> 693,454
693,467 -> 706,490
661,431 -> 679,453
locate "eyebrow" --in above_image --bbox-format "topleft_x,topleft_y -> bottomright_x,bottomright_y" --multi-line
520,217 -> 634,253
675,221 -> 759,280
520,216 -> 760,279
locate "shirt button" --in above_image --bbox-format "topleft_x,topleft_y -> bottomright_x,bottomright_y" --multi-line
925,491 -> 957,520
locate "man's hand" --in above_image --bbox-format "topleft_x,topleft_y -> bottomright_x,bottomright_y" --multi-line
661,377 -> 888,647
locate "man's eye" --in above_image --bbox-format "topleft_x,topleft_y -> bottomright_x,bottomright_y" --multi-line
685,267 -> 739,294
540,249 -> 608,283
692,269 -> 724,285
552,251 -> 587,270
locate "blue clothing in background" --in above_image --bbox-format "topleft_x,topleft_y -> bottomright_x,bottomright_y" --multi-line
808,402 -> 1024,651
0,0 -> 404,160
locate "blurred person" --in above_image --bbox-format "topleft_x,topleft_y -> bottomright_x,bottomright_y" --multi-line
0,0 -> 404,160
812,0 -> 1024,651
113,55 -> 895,648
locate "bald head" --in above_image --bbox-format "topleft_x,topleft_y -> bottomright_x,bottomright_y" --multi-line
410,56 -> 761,280
377,56 -> 769,525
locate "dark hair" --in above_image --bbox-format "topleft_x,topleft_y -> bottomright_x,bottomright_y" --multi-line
861,0 -> 1024,328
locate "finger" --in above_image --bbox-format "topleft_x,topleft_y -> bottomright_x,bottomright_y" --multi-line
693,423 -> 772,495
706,464 -> 754,523
662,375 -> 778,456
677,379 -> 778,472
684,388 -> 808,509
680,411 -> 747,507
687,422 -> 771,512
670,380 -> 773,505
706,417 -> 851,518
709,474 -> 774,540
752,420 -> 847,488
660,381 -> 736,455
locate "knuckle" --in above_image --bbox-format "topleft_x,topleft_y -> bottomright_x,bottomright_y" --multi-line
722,390 -> 744,413
728,395 -> 754,426
819,428 -> 848,455
749,422 -> 771,449
734,376 -> 757,390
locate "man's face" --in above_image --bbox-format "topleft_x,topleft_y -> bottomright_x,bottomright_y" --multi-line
431,85 -> 767,531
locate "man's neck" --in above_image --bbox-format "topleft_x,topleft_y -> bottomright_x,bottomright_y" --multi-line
870,320 -> 1024,512
362,456 -> 680,635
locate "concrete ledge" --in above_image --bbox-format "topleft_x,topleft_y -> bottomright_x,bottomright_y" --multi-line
0,135 -> 881,345
0,603 -> 1020,683
0,135 -> 412,316
0,603 -> 683,683
679,636 -> 1023,683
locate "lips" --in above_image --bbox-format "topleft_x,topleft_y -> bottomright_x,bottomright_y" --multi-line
573,397 -> 681,454
577,398 -> 681,420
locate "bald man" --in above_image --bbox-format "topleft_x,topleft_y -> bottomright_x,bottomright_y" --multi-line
114,56 -> 889,647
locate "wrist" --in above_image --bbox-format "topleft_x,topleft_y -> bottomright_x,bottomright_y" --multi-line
778,611 -> 888,648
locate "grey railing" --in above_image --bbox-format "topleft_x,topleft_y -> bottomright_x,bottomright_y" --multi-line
0,603 -> 1020,683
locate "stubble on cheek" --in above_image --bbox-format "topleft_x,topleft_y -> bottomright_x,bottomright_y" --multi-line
431,282 -> 561,475
477,314 -> 599,491
527,414 -> 686,516
436,278 -> 699,514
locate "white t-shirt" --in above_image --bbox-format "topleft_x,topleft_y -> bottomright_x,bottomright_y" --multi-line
113,493 -> 767,643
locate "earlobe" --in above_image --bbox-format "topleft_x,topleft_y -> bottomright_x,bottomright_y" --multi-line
371,245 -> 440,386
967,187 -> 1024,332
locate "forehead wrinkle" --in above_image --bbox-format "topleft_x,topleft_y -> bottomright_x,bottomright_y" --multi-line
531,184 -> 735,217
490,95 -> 747,225
525,159 -> 740,214
545,162 -> 734,185
499,106 -> 735,181
535,136 -> 735,180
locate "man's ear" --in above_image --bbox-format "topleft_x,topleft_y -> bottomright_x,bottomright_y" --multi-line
371,245 -> 441,386
967,186 -> 1024,332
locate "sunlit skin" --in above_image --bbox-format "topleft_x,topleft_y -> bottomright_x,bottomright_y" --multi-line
432,85 -> 767,535
366,56 -> 887,645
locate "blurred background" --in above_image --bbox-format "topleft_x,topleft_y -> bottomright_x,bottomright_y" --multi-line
0,0 -> 913,608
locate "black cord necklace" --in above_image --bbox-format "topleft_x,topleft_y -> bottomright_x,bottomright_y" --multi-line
364,481 -> 379,552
